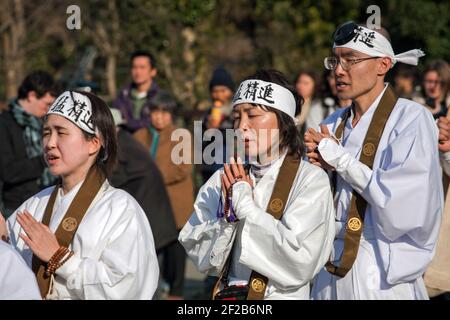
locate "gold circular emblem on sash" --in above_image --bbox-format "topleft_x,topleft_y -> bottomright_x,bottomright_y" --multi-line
363,143 -> 375,157
251,278 -> 266,293
269,198 -> 283,213
347,217 -> 362,232
62,217 -> 78,232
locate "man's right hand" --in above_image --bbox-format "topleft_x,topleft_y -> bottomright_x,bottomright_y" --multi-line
438,117 -> 450,153
304,126 -> 335,170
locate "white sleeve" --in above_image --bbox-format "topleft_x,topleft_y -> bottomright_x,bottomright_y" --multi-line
0,241 -> 41,300
55,205 -> 159,300
319,113 -> 442,243
231,167 -> 335,290
179,171 -> 237,276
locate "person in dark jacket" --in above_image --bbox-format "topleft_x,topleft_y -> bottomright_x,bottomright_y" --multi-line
109,109 -> 178,253
112,50 -> 159,133
134,91 -> 194,299
0,71 -> 58,218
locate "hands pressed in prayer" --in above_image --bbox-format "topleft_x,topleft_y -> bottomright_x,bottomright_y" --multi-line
0,213 -> 8,242
221,157 -> 253,197
17,211 -> 60,262
304,124 -> 336,170
438,117 -> 450,153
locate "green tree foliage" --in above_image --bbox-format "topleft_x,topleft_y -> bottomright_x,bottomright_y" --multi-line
0,0 -> 448,110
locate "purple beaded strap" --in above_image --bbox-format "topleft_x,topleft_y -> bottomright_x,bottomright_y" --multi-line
216,192 -> 225,219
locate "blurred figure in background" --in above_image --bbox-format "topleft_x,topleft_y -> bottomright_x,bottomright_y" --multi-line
134,91 -> 194,299
0,71 -> 58,218
200,67 -> 235,182
295,70 -> 321,131
321,69 -> 352,112
112,50 -> 159,133
393,64 -> 419,99
295,71 -> 336,132
109,108 -> 178,254
415,59 -> 450,119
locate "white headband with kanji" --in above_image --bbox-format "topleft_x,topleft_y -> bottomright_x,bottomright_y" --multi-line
232,79 -> 296,119
47,91 -> 96,134
333,25 -> 425,66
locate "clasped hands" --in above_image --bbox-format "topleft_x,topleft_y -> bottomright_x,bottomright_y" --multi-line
304,124 -> 337,171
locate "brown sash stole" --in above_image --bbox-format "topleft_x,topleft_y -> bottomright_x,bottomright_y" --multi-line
31,166 -> 105,298
325,85 -> 398,277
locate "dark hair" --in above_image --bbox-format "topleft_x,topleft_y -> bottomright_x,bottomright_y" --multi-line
149,90 -> 177,114
74,91 -> 118,178
130,50 -> 156,69
394,64 -> 417,79
18,70 -> 59,99
244,69 -> 304,159
209,67 -> 235,92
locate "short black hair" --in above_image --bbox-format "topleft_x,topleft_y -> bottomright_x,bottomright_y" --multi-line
17,70 -> 59,100
130,50 -> 156,69
149,90 -> 177,114
394,64 -> 417,79
244,69 -> 304,159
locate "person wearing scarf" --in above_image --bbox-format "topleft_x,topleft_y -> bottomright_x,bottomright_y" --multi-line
1,91 -> 159,299
0,71 -> 58,218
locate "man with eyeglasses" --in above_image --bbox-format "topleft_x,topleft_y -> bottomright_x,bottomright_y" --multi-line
305,21 -> 443,300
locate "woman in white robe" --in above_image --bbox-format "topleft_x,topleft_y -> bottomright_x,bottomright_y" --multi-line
0,91 -> 159,300
179,69 -> 335,300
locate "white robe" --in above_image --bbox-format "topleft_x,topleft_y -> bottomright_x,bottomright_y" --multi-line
312,85 -> 443,300
179,154 -> 335,299
0,240 -> 40,300
7,180 -> 159,300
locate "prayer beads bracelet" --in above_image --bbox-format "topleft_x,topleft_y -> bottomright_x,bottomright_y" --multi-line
216,187 -> 238,223
225,187 -> 237,223
45,246 -> 74,276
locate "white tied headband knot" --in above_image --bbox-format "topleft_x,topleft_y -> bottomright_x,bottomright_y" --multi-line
333,24 -> 425,66
232,79 -> 296,119
47,91 -> 96,134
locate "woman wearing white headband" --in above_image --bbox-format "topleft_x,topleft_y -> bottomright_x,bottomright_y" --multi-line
306,21 -> 442,300
0,91 -> 159,299
180,69 -> 335,299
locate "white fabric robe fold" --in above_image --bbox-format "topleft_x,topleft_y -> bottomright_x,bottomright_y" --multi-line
7,180 -> 159,300
179,155 -> 335,299
312,86 -> 443,300
0,240 -> 40,300
424,151 -> 450,295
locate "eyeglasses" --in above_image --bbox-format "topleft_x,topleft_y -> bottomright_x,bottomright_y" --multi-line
333,21 -> 359,45
324,56 -> 380,71
423,79 -> 442,86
